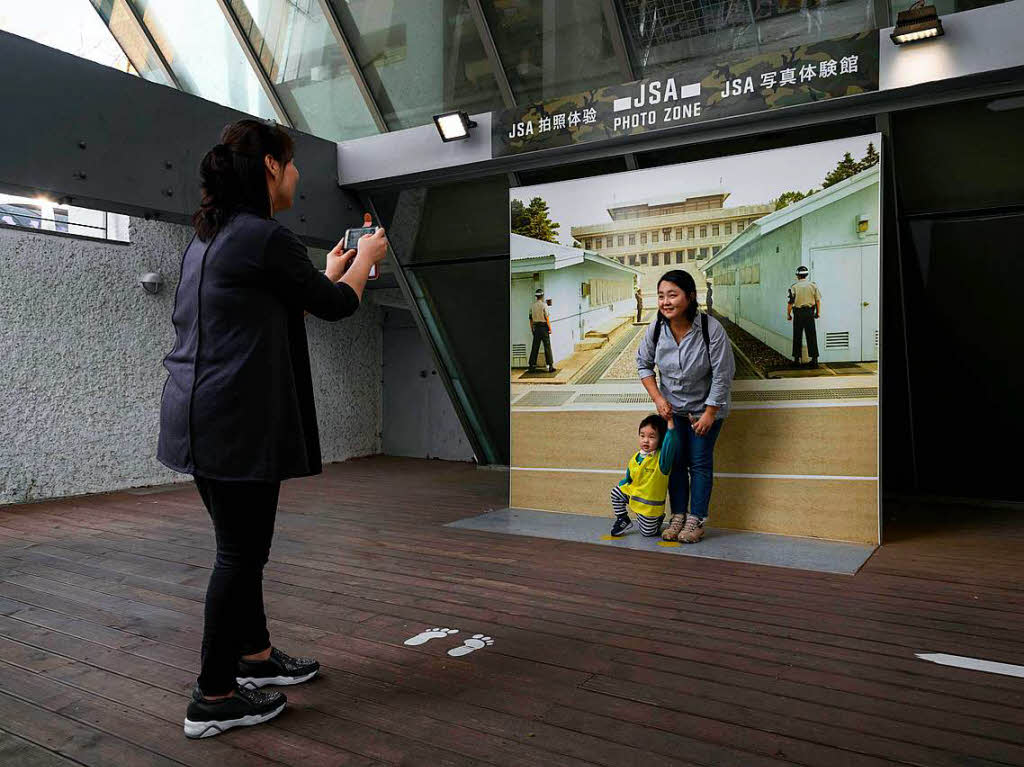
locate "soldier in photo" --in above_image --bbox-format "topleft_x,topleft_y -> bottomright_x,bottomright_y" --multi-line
787,265 -> 822,367
635,285 -> 644,323
528,288 -> 557,373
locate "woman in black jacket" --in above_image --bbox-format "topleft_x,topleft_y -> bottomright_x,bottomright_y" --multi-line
157,119 -> 387,739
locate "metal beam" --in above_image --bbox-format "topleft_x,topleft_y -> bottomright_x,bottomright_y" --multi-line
361,190 -> 493,465
337,63 -> 1024,191
0,31 -> 362,248
602,0 -> 635,82
466,0 -> 517,109
314,0 -> 390,133
213,0 -> 294,128
114,0 -> 183,90
601,1 -> 641,171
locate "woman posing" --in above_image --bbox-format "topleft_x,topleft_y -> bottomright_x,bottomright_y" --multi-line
636,270 -> 735,543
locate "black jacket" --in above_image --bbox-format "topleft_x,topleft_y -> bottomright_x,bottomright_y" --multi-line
158,211 -> 359,481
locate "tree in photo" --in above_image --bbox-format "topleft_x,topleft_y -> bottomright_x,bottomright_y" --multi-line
510,196 -> 561,243
822,151 -> 861,188
510,198 -> 529,234
859,141 -> 880,171
773,189 -> 816,210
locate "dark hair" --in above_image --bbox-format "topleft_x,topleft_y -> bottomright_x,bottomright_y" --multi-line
638,414 -> 668,445
656,269 -> 699,324
192,119 -> 295,242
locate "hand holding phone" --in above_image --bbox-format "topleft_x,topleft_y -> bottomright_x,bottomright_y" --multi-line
343,226 -> 380,279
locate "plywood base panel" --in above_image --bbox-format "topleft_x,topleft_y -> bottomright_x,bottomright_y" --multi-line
512,406 -> 877,477
511,470 -> 878,544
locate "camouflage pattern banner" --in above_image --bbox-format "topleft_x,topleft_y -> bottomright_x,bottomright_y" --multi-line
492,32 -> 879,158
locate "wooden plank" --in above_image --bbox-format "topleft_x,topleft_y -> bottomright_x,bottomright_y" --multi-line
1,457 -> 1023,767
0,729 -> 92,767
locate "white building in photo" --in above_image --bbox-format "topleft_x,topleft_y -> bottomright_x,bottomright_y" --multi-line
702,164 -> 880,364
570,192 -> 773,300
510,233 -> 640,368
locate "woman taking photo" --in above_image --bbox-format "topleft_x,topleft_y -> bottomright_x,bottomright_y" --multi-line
636,270 -> 735,544
157,119 -> 387,738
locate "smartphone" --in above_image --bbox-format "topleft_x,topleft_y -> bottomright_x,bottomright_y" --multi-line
343,226 -> 380,280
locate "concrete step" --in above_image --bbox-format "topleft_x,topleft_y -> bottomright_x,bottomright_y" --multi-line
575,338 -> 607,352
584,314 -> 633,339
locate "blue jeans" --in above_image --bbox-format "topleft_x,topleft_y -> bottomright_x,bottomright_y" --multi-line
668,414 -> 724,520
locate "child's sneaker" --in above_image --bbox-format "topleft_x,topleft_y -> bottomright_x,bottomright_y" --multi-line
610,516 -> 633,537
679,515 -> 706,543
662,514 -> 686,541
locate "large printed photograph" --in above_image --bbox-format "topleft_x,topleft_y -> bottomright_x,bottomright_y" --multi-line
510,135 -> 881,544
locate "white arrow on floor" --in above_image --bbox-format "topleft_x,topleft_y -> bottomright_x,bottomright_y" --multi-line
917,653 -> 1024,678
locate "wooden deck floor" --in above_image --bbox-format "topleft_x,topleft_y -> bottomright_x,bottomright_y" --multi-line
1,456 -> 1023,766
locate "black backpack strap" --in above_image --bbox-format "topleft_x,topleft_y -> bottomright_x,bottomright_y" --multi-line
701,313 -> 715,405
649,316 -> 662,387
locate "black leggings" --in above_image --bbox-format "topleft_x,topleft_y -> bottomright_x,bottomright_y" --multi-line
194,476 -> 280,695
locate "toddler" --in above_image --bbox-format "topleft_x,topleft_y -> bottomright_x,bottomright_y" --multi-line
610,414 -> 678,538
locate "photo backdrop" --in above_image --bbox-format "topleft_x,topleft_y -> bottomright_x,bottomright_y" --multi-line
510,135 -> 881,544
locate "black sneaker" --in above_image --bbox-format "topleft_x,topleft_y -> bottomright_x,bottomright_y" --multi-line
610,516 -> 633,537
184,685 -> 286,739
236,647 -> 320,689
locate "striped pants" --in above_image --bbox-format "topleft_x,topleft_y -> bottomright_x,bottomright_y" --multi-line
610,486 -> 664,537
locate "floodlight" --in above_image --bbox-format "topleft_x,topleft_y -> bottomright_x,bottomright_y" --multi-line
433,111 -> 477,142
891,2 -> 944,44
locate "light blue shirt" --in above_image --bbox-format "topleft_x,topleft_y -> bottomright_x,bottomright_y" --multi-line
636,312 -> 736,418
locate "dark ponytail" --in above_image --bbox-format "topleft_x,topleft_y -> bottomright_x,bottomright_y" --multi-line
193,119 -> 294,242
655,269 -> 699,326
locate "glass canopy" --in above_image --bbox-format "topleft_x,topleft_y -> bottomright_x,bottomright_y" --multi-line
3,0 -> 1015,143
0,0 -> 866,142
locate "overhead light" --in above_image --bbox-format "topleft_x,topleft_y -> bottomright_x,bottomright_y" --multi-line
433,111 -> 477,142
891,2 -> 944,44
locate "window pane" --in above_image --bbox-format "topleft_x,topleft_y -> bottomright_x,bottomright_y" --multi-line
331,0 -> 505,130
480,0 -> 622,104
0,193 -> 129,242
0,0 -> 148,78
618,0 -> 877,81
132,0 -> 277,119
228,0 -> 380,140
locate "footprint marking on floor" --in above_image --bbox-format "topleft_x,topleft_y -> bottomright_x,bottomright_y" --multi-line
404,627 -> 459,646
447,634 -> 494,657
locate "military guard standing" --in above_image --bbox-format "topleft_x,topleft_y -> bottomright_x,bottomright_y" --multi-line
634,286 -> 644,323
787,265 -> 821,367
528,288 -> 556,373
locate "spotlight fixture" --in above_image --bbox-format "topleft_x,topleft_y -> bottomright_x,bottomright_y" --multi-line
433,111 -> 477,142
891,1 -> 944,44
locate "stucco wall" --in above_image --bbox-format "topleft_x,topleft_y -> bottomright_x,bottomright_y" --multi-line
0,218 -> 382,506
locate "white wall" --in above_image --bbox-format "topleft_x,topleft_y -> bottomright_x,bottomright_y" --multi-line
541,261 -> 636,365
0,218 -> 382,505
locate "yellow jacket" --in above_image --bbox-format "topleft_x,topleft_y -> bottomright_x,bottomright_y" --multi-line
618,427 -> 679,517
